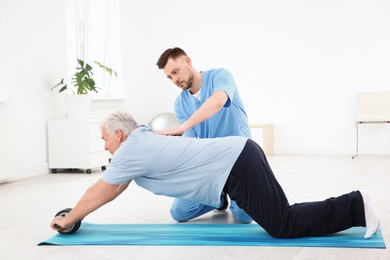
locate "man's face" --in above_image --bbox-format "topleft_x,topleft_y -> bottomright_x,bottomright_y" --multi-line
163,56 -> 194,91
101,127 -> 122,155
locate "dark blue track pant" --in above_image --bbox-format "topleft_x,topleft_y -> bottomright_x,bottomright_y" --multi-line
224,139 -> 366,238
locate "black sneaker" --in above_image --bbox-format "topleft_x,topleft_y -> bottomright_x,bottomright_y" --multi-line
216,192 -> 228,211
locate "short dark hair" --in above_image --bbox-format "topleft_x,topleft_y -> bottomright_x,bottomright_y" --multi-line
156,47 -> 187,69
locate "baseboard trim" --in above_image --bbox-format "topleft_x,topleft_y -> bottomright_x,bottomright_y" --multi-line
273,147 -> 390,155
14,163 -> 49,181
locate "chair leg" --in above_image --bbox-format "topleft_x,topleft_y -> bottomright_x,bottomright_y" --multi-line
352,122 -> 359,159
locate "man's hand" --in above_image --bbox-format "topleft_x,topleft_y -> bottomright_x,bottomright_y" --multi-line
50,215 -> 74,232
155,125 -> 185,136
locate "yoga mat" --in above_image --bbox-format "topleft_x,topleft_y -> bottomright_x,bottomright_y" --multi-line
38,222 -> 386,248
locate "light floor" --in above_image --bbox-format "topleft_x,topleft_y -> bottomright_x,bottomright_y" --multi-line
0,155 -> 389,260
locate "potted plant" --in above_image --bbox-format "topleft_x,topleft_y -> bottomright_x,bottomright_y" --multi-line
51,59 -> 117,119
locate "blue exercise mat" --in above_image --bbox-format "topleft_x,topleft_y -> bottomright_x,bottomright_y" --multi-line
38,222 -> 386,248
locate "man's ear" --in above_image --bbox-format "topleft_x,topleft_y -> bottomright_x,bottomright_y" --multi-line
115,129 -> 123,139
116,130 -> 127,142
184,56 -> 192,66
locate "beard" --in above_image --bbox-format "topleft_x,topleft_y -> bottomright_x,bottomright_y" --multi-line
178,68 -> 194,91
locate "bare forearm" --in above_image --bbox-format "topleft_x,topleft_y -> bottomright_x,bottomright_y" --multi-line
155,91 -> 228,136
51,180 -> 131,230
182,90 -> 227,131
66,189 -> 113,222
71,181 -> 129,219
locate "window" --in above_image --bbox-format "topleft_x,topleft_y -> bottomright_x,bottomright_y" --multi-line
65,0 -> 123,98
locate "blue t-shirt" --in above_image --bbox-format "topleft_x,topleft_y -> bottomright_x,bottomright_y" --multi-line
101,126 -> 247,207
174,68 -> 251,139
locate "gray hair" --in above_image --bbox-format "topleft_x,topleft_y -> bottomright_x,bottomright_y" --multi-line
100,110 -> 139,137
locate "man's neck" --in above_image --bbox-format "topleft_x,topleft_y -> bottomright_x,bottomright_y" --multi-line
189,71 -> 202,95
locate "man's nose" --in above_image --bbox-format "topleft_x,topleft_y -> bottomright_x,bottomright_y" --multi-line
172,76 -> 179,84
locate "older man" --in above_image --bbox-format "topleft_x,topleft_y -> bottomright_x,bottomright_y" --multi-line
51,110 -> 380,239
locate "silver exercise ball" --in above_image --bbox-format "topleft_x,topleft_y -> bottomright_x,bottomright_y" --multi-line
148,112 -> 179,131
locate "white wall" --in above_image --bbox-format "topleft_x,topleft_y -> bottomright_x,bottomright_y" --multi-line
0,0 -> 68,179
0,0 -> 389,180
0,0 -> 129,180
121,0 -> 390,154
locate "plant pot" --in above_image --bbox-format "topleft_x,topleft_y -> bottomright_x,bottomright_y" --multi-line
65,94 -> 91,119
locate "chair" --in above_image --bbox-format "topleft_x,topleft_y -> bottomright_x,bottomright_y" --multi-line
352,92 -> 390,159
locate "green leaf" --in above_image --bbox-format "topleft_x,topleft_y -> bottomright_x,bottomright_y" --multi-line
52,59 -> 117,95
94,61 -> 118,77
59,85 -> 68,93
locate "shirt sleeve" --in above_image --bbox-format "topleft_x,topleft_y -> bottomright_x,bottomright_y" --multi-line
101,146 -> 146,185
212,69 -> 238,108
174,95 -> 197,137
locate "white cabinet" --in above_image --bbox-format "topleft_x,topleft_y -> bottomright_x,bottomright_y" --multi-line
48,119 -> 110,173
0,116 -> 16,182
249,124 -> 273,156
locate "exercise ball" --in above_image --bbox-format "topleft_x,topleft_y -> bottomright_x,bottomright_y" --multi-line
148,112 -> 179,131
